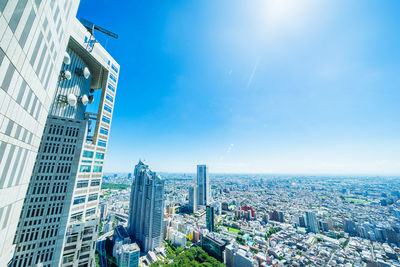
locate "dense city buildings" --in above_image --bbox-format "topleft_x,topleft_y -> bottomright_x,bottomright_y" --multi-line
12,17 -> 119,267
101,173 -> 400,267
197,164 -> 210,205
0,1 -> 80,264
128,161 -> 165,252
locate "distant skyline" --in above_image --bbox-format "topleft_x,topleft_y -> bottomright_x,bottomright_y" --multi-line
78,0 -> 400,175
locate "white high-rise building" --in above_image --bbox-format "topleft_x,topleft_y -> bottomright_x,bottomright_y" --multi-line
0,1 -> 80,265
305,211 -> 319,234
188,185 -> 198,213
128,161 -> 165,252
197,164 -> 210,205
12,17 -> 119,267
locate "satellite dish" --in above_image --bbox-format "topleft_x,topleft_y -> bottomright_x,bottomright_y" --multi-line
83,67 -> 90,79
63,52 -> 71,65
64,70 -> 72,80
81,94 -> 89,105
67,93 -> 77,106
88,95 -> 94,104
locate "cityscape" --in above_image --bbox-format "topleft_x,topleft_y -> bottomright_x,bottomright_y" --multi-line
1,1 -> 400,267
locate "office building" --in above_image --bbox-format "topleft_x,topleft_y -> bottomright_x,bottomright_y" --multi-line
233,249 -> 257,267
0,1 -> 80,264
12,17 -> 119,267
169,228 -> 186,247
116,243 -> 140,267
100,203 -> 107,220
305,211 -> 319,234
269,210 -> 284,222
212,202 -> 222,216
319,221 -> 329,232
297,215 -> 306,228
344,219 -> 357,236
197,164 -> 210,205
241,205 -> 256,220
128,161 -> 165,252
224,243 -> 237,267
201,233 -> 227,262
188,185 -> 198,213
206,205 -> 215,232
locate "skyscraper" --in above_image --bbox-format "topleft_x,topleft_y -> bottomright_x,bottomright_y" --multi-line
188,185 -> 198,213
206,205 -> 215,232
0,1 -> 80,264
305,211 -> 319,234
128,161 -> 165,252
197,164 -> 210,205
12,17 -> 119,267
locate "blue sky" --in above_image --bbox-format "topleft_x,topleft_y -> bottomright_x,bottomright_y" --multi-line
77,0 -> 400,175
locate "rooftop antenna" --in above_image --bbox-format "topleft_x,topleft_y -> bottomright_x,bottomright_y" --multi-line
80,18 -> 118,51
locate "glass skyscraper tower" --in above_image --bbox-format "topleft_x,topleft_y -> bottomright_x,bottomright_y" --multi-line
12,17 -> 119,267
0,1 -> 80,264
197,164 -> 210,206
128,161 -> 165,253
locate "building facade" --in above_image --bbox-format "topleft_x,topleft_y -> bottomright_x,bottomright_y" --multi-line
128,161 -> 165,252
0,1 -> 80,265
306,211 -> 319,234
197,164 -> 210,206
116,243 -> 140,267
188,185 -> 198,213
12,18 -> 119,267
201,233 -> 226,262
206,205 -> 215,233
233,249 -> 257,267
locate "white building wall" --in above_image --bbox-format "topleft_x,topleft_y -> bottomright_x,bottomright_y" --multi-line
0,1 -> 80,265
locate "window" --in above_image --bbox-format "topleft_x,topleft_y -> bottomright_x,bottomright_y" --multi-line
111,64 -> 119,73
107,83 -> 115,92
100,127 -> 108,136
109,73 -> 117,83
70,212 -> 83,221
88,194 -> 98,202
91,179 -> 101,186
63,255 -> 74,264
94,161 -> 103,164
102,116 -> 110,124
96,153 -> 104,159
106,94 -> 113,103
81,245 -> 91,252
79,165 -> 91,173
98,140 -> 107,147
93,166 -> 103,173
77,180 -> 89,188
73,196 -> 85,205
81,160 -> 92,163
104,104 -> 112,113
82,150 -> 94,158
85,208 -> 96,217
66,235 -> 78,243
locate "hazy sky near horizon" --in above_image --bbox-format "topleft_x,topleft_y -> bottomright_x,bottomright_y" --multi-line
78,0 -> 400,175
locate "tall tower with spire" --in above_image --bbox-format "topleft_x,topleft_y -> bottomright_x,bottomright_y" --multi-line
128,161 -> 165,252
